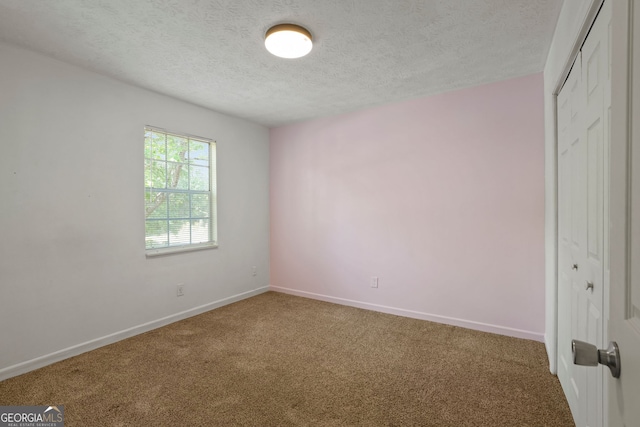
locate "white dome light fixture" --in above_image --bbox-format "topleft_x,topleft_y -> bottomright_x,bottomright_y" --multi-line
265,24 -> 313,59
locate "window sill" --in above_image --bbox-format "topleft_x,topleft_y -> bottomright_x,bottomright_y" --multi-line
145,242 -> 218,258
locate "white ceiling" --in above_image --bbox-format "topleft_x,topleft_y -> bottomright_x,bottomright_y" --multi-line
0,0 -> 563,127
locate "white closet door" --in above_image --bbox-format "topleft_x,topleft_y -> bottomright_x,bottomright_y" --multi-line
557,2 -> 611,426
581,2 -> 610,425
557,50 -> 585,425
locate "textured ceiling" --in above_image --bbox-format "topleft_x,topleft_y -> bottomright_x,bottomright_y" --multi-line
0,0 -> 562,127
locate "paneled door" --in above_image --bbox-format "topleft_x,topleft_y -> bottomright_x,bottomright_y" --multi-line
557,51 -> 585,424
609,0 -> 640,424
557,2 -> 611,426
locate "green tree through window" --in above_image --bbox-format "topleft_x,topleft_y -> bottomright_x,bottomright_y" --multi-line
144,127 -> 216,252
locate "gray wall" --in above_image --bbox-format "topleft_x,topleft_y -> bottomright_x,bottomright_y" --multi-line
0,42 -> 270,378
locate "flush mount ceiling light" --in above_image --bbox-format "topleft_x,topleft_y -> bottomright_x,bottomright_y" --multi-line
265,24 -> 313,59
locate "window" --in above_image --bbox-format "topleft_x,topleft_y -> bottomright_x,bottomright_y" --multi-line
144,126 -> 216,255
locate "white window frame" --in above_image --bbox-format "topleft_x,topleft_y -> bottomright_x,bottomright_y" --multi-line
144,126 -> 217,257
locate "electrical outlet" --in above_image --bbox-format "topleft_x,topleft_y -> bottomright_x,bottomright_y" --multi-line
371,277 -> 378,288
177,284 -> 185,297
252,266 -> 257,276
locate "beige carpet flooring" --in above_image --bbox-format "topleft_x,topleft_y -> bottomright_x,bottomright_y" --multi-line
0,292 -> 573,426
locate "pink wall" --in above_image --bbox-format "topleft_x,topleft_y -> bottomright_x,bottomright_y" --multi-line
270,73 -> 545,340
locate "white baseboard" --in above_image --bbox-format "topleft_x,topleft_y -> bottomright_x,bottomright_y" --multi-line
0,286 -> 270,382
271,285 -> 544,342
545,333 -> 558,374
